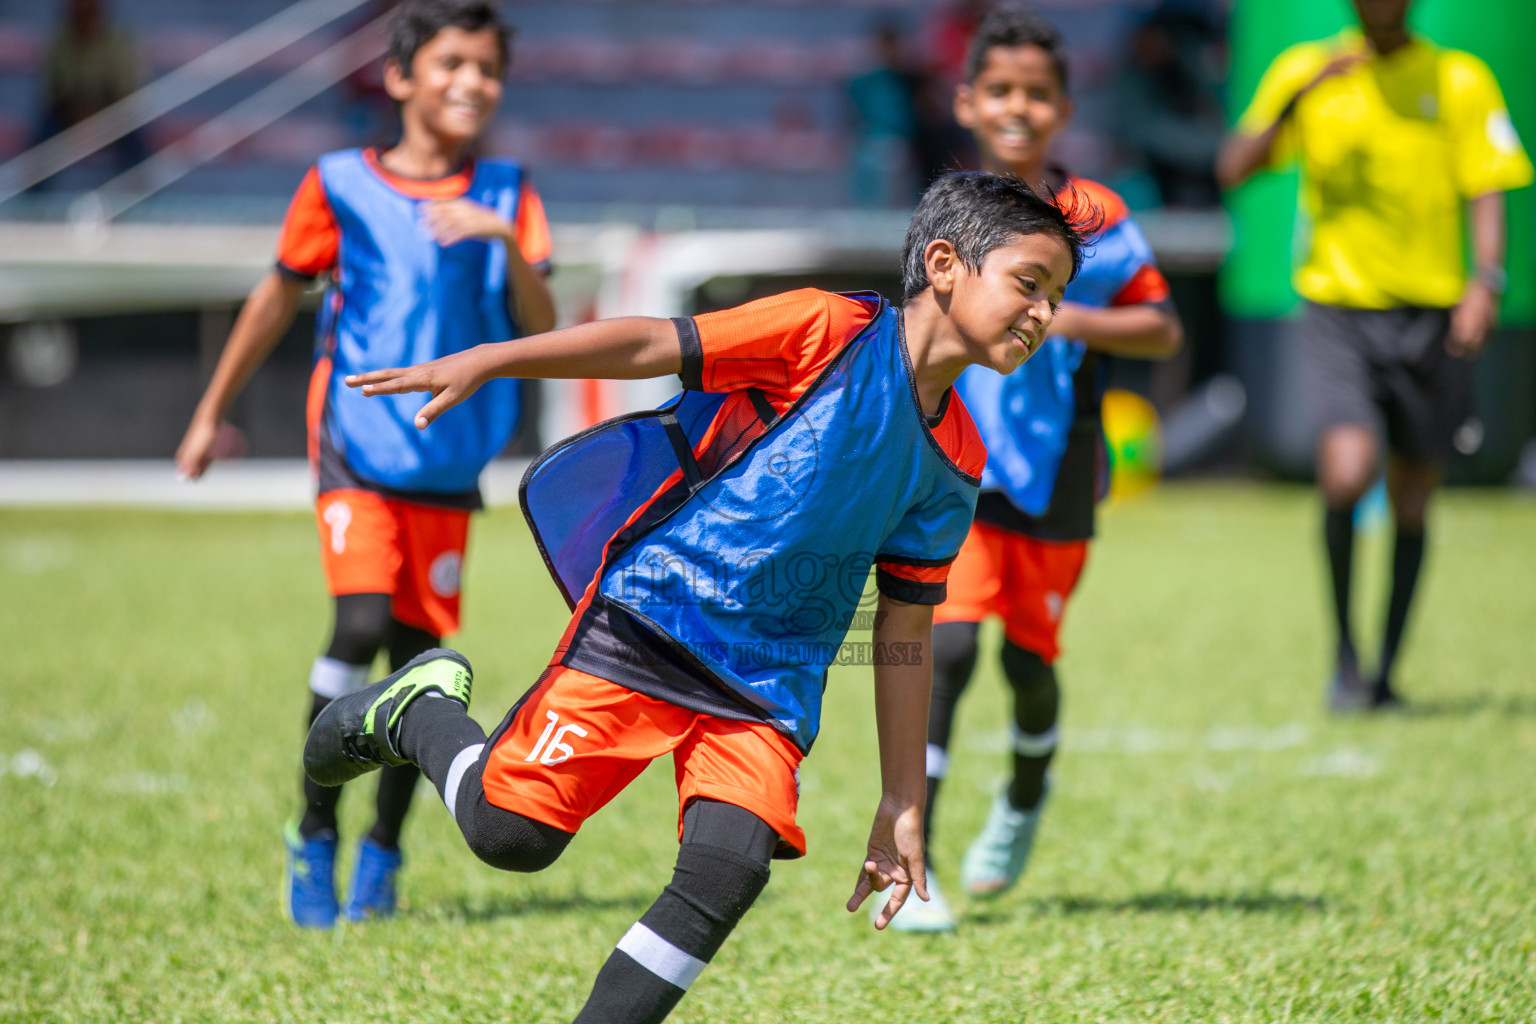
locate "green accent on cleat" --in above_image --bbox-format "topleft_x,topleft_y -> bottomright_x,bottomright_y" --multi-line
365,657 -> 473,748
304,648 -> 473,787
960,788 -> 1048,899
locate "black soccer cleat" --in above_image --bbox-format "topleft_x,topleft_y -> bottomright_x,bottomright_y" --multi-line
304,648 -> 473,787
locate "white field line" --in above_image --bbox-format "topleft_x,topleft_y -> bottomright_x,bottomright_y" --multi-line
0,459 -> 531,510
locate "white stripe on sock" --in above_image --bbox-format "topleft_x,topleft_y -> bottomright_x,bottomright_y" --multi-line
615,922 -> 707,990
443,743 -> 485,822
309,657 -> 369,699
1012,724 -> 1059,757
925,743 -> 948,779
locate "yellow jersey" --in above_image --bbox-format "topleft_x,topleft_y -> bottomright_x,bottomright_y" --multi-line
1238,31 -> 1532,310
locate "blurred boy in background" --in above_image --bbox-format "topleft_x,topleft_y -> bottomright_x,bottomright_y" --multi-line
890,6 -> 1182,932
175,0 -> 555,928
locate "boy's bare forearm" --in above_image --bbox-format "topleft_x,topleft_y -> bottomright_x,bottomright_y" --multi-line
871,596 -> 934,806
191,271 -> 305,423
460,316 -> 682,384
503,229 -> 557,336
349,315 -> 684,429
1055,303 -> 1183,359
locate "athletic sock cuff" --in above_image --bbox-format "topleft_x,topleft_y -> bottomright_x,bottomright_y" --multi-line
309,657 -> 369,699
926,743 -> 949,779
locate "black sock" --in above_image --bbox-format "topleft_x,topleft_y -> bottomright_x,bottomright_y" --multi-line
299,693 -> 343,838
395,691 -> 490,796
367,765 -> 420,850
1323,505 -> 1358,668
1001,641 -> 1058,811
301,594 -> 391,838
366,621 -> 443,850
924,622 -> 980,851
1378,528 -> 1426,684
574,801 -> 773,1024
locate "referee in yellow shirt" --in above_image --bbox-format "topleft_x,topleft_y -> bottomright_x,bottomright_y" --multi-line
1217,0 -> 1532,712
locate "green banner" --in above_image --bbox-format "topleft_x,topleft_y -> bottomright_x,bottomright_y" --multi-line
1223,0 -> 1536,324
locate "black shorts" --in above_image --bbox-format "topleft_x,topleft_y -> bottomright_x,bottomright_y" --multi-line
1300,301 -> 1472,465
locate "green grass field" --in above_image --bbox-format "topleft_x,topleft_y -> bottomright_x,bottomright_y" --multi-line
4,483 -> 1534,1023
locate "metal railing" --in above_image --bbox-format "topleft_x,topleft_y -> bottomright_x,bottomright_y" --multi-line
74,13 -> 390,224
0,0 -> 377,207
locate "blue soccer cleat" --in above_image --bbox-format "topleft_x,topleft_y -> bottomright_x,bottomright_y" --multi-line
960,788 -> 1049,898
283,820 -> 339,928
344,837 -> 404,922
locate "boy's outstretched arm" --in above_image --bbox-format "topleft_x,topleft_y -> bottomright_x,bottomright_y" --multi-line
175,270 -> 307,479
1048,302 -> 1182,360
847,595 -> 933,930
348,317 -> 682,429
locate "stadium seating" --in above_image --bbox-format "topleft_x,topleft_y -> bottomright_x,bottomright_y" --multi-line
0,0 -> 1135,211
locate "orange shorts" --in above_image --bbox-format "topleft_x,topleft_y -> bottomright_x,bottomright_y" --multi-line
481,665 -> 807,856
314,488 -> 470,637
932,521 -> 1089,663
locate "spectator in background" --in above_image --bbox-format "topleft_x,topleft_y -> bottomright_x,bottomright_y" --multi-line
36,0 -> 144,180
924,0 -> 990,87
846,22 -> 919,207
1115,0 -> 1226,208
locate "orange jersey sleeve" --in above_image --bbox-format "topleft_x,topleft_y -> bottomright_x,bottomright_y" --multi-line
1111,262 -> 1171,306
513,180 -> 553,273
275,166 -> 339,279
682,289 -> 877,404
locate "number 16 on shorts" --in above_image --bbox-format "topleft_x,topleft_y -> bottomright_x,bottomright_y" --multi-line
524,710 -> 588,766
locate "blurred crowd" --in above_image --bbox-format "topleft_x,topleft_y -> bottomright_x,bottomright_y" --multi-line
13,0 -> 1230,212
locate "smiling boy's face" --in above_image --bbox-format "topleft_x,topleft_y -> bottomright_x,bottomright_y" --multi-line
944,232 -> 1073,376
386,26 -> 505,148
954,44 -> 1072,177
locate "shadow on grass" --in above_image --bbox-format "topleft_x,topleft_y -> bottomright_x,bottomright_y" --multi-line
1396,693 -> 1536,718
428,889 -> 652,924
966,890 -> 1324,925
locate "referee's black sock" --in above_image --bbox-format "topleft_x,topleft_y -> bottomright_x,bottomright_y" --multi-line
573,800 -> 774,1024
1378,528 -> 1426,684
1323,504 -> 1358,669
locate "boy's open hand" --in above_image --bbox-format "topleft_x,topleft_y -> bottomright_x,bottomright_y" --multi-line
847,793 -> 929,929
346,350 -> 488,429
174,418 -> 246,480
421,198 -> 513,248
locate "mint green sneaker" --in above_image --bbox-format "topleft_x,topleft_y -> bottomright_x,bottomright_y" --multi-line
960,788 -> 1049,898
304,649 -> 472,787
875,872 -> 957,933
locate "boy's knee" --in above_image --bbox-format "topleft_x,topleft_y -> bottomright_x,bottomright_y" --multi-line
1000,640 -> 1054,696
326,593 -> 394,664
462,808 -> 573,873
932,621 -> 980,669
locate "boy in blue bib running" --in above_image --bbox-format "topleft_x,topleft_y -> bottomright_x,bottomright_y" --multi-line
304,171 -> 1094,1022
175,0 -> 555,928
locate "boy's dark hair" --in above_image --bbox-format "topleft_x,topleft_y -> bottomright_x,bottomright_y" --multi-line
387,0 -> 512,76
900,171 -> 1097,301
964,5 -> 1069,91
